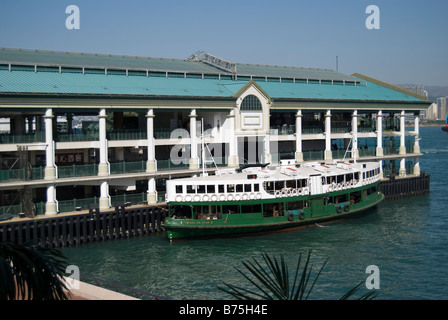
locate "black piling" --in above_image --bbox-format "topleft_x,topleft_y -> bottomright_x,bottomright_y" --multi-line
379,171 -> 430,201
0,204 -> 167,248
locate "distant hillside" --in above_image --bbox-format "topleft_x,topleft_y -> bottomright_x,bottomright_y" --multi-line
425,86 -> 448,102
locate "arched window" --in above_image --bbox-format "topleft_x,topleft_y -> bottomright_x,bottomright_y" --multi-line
240,95 -> 262,111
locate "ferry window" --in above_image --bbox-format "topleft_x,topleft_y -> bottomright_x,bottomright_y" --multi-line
244,184 -> 251,192
274,181 -> 284,190
286,180 -> 296,188
337,175 -> 344,183
350,191 -> 362,204
222,205 -> 239,214
298,179 -> 308,188
218,184 -> 225,193
347,173 -> 354,182
175,185 -> 183,193
264,181 -> 275,194
354,172 -> 359,181
227,184 -> 235,192
254,184 -> 260,192
362,172 -> 366,179
197,185 -> 206,193
241,204 -> 261,213
207,185 -> 215,193
335,194 -> 348,204
236,184 -> 243,192
263,203 -> 284,217
187,185 -> 195,194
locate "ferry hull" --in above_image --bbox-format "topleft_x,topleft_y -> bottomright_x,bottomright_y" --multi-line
164,191 -> 384,241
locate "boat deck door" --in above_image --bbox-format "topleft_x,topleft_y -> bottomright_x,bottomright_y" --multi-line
309,174 -> 323,195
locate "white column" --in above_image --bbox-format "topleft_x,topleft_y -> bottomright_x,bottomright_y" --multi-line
399,110 -> 406,155
264,135 -> 272,164
44,108 -> 56,180
189,109 -> 199,170
147,177 -> 158,205
295,110 -> 303,163
399,110 -> 406,177
352,110 -> 359,161
413,113 -> 420,154
98,108 -> 109,176
376,110 -> 383,157
324,110 -> 332,163
99,180 -> 111,211
45,185 -> 57,216
227,109 -> 239,167
146,109 -> 157,173
413,113 -> 421,176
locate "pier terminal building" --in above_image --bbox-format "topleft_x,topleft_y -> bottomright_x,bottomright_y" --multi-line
0,48 -> 431,217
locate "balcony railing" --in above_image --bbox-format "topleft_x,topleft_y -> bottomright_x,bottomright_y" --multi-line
0,131 -> 45,144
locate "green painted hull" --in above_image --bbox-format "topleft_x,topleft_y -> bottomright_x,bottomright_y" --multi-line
164,186 -> 385,241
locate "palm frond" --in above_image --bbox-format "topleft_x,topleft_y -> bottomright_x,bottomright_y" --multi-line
0,242 -> 69,300
219,250 -> 378,300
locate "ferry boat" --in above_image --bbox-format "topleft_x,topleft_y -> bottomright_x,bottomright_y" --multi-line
163,160 -> 385,240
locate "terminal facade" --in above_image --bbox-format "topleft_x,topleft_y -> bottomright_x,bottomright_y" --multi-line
0,48 -> 431,217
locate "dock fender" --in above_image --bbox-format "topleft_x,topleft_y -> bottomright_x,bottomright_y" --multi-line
336,205 -> 342,213
344,204 -> 350,212
299,210 -> 305,220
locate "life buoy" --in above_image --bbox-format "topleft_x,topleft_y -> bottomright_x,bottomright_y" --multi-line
175,195 -> 183,202
211,195 -> 218,201
185,195 -> 192,202
235,194 -> 241,201
287,212 -> 294,221
292,189 -> 298,196
194,195 -> 201,202
219,194 -> 226,201
256,193 -> 262,199
275,190 -> 281,197
227,194 -> 234,201
249,193 -> 255,200
242,193 -> 248,200
202,195 -> 209,202
344,204 -> 350,212
336,205 -> 342,213
298,210 -> 305,220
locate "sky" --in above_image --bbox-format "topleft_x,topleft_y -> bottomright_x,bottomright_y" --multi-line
0,0 -> 447,86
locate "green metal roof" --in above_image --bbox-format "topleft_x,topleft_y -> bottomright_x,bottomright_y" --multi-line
0,69 -> 234,97
0,47 -> 358,83
0,47 -> 429,105
0,68 -> 426,104
0,47 -> 218,74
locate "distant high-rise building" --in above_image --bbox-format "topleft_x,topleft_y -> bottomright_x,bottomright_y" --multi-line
437,97 -> 447,120
398,84 -> 428,98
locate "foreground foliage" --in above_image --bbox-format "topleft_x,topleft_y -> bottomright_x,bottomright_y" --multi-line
0,242 -> 69,300
219,251 -> 377,300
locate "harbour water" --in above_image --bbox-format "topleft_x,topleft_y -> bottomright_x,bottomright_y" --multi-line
62,126 -> 448,300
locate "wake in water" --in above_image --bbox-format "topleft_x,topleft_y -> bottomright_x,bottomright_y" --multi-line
315,223 -> 329,228
422,148 -> 448,154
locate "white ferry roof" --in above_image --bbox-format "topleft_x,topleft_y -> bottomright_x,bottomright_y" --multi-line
170,162 -> 378,183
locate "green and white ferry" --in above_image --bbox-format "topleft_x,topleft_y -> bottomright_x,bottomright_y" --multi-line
163,160 -> 384,241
